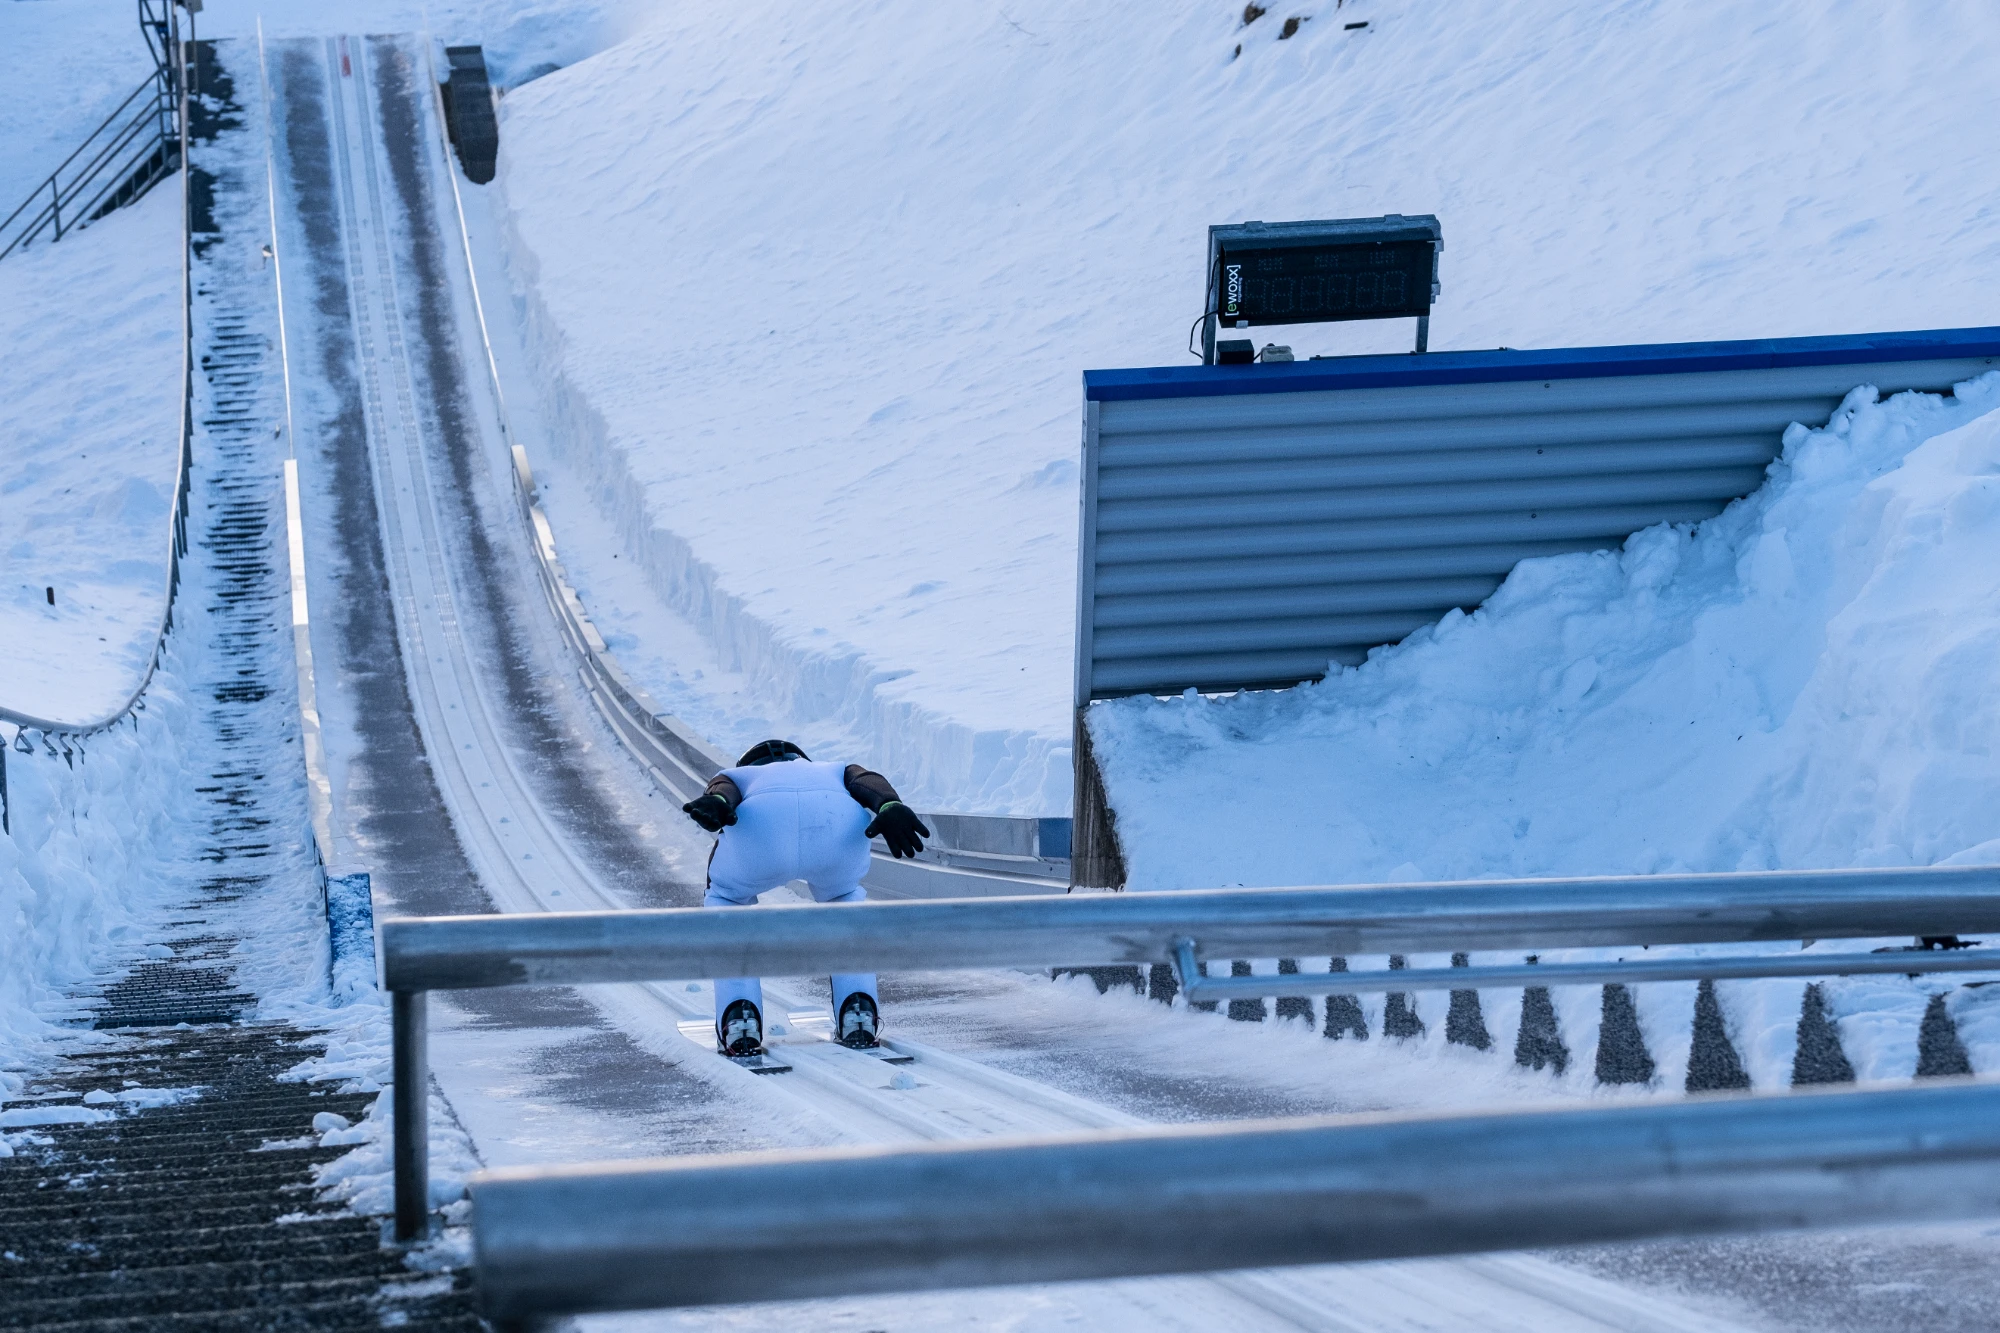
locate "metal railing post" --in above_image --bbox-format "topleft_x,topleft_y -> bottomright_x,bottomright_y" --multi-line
392,989 -> 430,1242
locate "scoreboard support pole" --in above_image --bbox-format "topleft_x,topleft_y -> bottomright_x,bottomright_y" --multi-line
1415,315 -> 1429,354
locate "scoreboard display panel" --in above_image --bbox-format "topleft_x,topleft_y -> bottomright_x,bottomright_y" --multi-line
1206,216 -> 1442,337
1218,239 -> 1435,325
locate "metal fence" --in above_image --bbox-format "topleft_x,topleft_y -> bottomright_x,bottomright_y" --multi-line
377,862 -> 2000,1242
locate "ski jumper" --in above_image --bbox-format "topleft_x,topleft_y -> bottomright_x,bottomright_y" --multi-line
704,759 -> 877,1032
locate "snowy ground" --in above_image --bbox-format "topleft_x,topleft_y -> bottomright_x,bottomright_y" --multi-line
482,0 -> 2000,814
0,185 -> 182,721
0,663 -> 196,1111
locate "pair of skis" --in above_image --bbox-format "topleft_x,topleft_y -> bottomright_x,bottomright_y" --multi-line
675,1010 -> 914,1075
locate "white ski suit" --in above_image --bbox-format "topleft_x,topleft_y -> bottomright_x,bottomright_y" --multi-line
704,759 -> 876,1034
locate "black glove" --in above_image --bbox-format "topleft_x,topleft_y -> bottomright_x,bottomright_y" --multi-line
865,801 -> 930,859
682,792 -> 737,832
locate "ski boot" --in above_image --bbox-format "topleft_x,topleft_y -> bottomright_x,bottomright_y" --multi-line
718,998 -> 765,1057
836,992 -> 881,1049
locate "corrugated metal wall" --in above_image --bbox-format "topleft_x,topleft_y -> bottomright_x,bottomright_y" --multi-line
1078,353 -> 1998,701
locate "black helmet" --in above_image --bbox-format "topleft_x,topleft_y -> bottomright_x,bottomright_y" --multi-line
738,739 -> 809,766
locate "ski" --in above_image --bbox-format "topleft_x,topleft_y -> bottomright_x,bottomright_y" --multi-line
724,1050 -> 793,1075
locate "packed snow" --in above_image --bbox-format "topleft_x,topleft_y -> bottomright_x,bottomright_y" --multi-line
0,186 -> 183,721
485,0 -> 2000,814
0,658 -> 195,1134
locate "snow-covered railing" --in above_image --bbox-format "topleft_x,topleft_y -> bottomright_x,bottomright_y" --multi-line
0,15 -> 193,831
375,862 -> 2000,1240
469,1079 -> 2000,1318
417,51 -> 1065,898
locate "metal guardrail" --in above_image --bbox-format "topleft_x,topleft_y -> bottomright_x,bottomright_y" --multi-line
379,862 -> 2000,1240
381,864 -> 2000,991
1166,938 -> 2000,1001
415,55 -> 1067,895
470,1079 -> 2000,1317
0,10 -> 192,833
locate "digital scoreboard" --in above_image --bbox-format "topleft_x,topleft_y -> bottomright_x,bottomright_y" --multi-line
1202,215 -> 1442,362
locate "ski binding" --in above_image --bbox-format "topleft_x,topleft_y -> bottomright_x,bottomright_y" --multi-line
675,1019 -> 791,1074
788,1010 -> 914,1064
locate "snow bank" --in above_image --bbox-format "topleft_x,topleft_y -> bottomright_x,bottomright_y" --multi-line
487,0 -> 2000,814
0,669 -> 198,1107
0,185 -> 183,722
1092,378 -> 2000,889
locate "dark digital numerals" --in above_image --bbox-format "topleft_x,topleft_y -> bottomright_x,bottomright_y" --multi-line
1219,241 -> 1432,325
1242,270 -> 1409,315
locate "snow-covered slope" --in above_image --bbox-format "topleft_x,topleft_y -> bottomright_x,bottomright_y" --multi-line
0,660 -> 196,1116
0,186 -> 183,721
1093,379 -> 2000,888
487,0 -> 2000,814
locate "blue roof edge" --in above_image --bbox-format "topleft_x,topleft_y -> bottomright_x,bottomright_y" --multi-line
1083,326 -> 2000,402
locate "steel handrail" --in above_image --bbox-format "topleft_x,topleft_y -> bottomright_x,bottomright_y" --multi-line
377,863 -> 2000,992
0,70 -> 163,235
0,67 -> 179,262
468,1079 -> 2000,1316
0,105 -> 165,262
0,11 -> 190,739
63,113 -> 172,224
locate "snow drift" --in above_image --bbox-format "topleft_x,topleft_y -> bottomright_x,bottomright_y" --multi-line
0,187 -> 184,721
0,669 -> 196,1119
